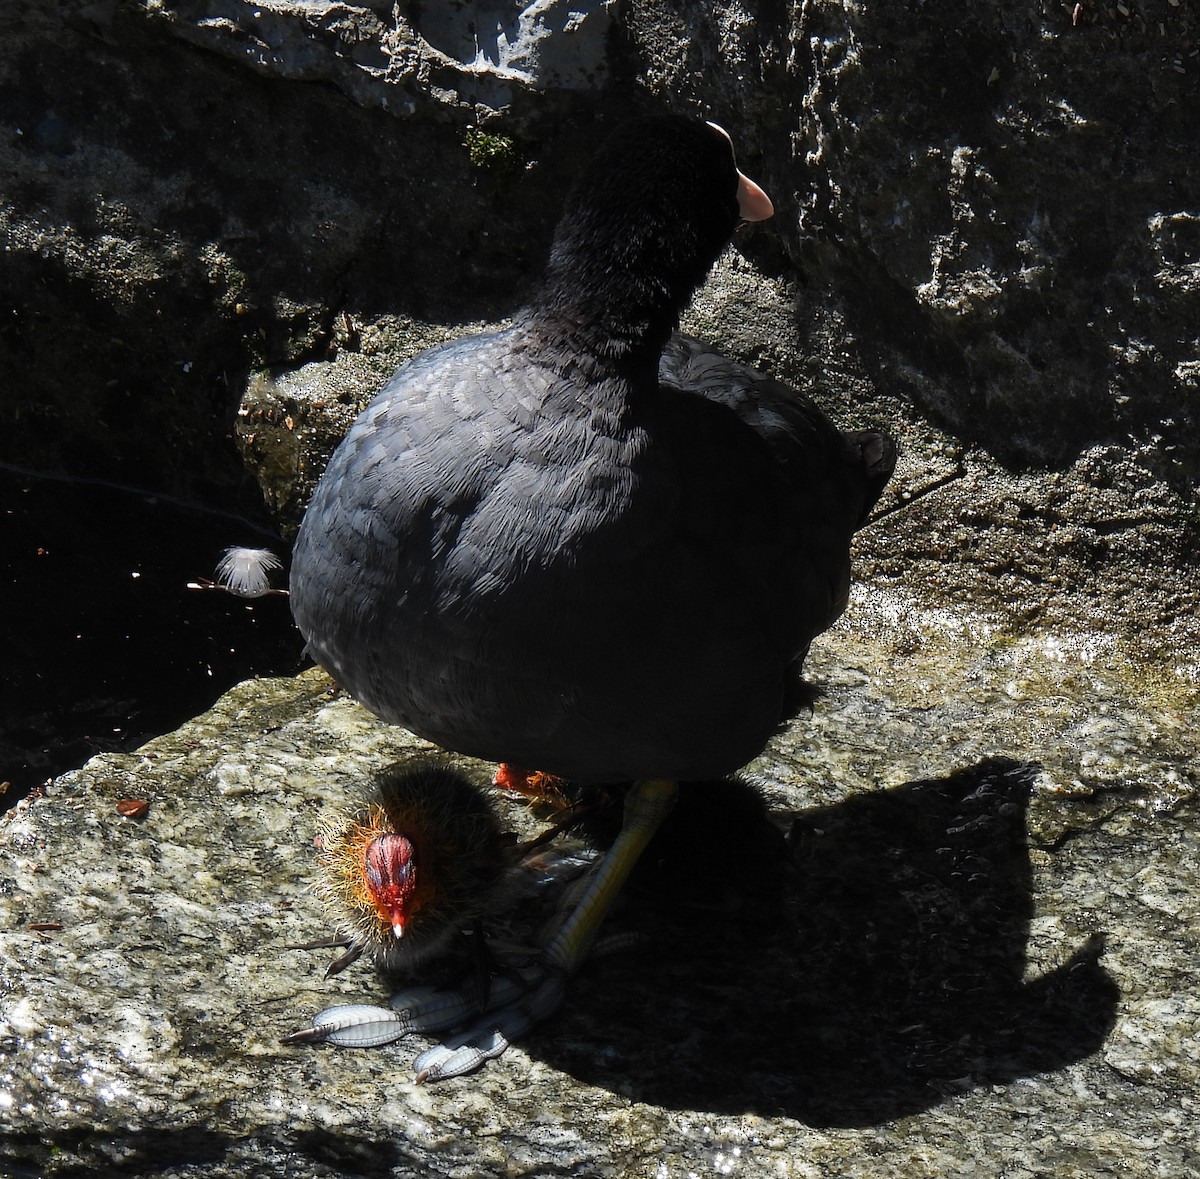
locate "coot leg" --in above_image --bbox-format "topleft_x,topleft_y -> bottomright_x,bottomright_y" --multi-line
409,777 -> 678,1081
542,777 -> 677,970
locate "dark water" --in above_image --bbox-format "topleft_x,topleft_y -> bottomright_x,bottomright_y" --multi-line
1,467 -> 305,806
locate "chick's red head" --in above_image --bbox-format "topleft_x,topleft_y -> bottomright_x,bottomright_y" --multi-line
363,831 -> 419,937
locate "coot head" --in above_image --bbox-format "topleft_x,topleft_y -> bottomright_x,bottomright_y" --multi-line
533,115 -> 773,356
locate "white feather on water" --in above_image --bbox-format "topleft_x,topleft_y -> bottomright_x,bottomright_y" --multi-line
213,547 -> 283,598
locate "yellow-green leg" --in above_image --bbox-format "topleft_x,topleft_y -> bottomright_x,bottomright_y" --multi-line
541,777 -> 679,974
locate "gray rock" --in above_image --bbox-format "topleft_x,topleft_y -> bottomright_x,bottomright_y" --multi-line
147,0 -> 616,116
1,612 -> 1196,1176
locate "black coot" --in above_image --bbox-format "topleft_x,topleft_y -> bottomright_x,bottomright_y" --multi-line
289,115 -> 895,1079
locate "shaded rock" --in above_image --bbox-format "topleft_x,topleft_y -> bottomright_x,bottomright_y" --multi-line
744,1 -> 1199,474
0,0 -> 580,495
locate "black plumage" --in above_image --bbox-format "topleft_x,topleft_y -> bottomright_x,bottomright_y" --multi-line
290,116 -> 894,785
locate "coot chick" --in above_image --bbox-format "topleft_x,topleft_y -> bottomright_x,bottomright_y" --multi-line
313,762 -> 508,979
288,762 -> 602,1063
290,114 -> 894,1078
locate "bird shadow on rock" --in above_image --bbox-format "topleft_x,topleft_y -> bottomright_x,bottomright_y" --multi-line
528,757 -> 1118,1126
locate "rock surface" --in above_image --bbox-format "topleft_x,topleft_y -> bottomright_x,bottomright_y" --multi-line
1,612 -> 1196,1176
2,0 -> 1199,1174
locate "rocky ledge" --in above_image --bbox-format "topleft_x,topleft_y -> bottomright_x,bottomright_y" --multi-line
2,596 -> 1196,1176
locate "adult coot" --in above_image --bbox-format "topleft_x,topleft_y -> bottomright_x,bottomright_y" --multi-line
289,115 -> 895,1077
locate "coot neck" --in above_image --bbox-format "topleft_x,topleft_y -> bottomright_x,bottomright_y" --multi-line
525,274 -> 679,390
521,306 -> 669,391
525,202 -> 721,390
